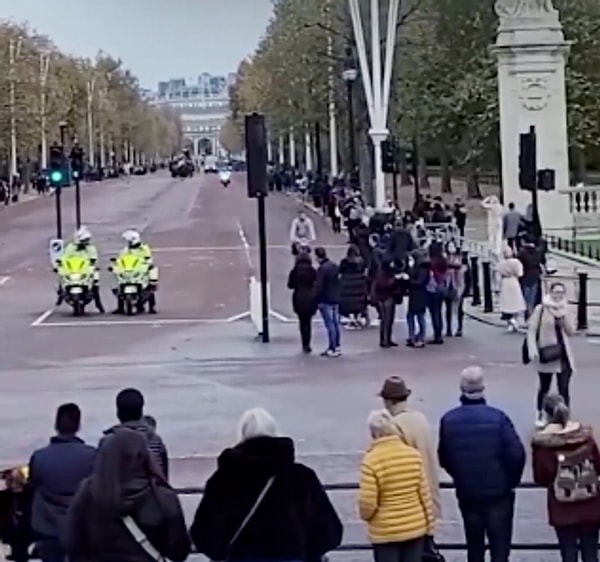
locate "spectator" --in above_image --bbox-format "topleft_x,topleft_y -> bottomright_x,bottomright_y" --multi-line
406,257 -> 429,348
380,376 -> 441,520
527,282 -> 575,428
453,198 -> 467,238
64,430 -> 189,562
359,409 -> 435,562
287,252 -> 317,353
438,366 -> 525,562
190,408 -> 342,562
372,260 -> 398,348
103,388 -> 169,480
339,244 -> 368,328
532,394 -> 600,562
496,246 -> 526,332
425,246 -> 447,344
314,247 -> 341,357
518,236 -> 544,318
444,241 -> 466,338
29,403 -> 95,562
503,202 -> 523,251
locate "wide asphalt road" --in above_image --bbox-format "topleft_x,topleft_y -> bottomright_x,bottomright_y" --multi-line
0,172 -> 597,560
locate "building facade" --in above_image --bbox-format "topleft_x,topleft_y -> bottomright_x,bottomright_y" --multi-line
149,73 -> 234,157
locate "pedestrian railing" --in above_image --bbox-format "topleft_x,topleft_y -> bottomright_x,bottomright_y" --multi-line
175,481 -> 566,552
547,234 -> 600,262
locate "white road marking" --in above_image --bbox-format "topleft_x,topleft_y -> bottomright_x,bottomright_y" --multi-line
269,309 -> 292,322
236,219 -> 253,268
31,309 -> 54,326
0,276 -> 9,285
31,317 -> 246,328
225,311 -> 251,322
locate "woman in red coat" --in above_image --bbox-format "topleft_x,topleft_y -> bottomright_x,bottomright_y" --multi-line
532,393 -> 600,562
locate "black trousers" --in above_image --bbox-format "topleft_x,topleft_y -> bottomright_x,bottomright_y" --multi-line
297,314 -> 312,348
379,298 -> 396,345
537,369 -> 571,410
459,493 -> 515,562
373,537 -> 424,562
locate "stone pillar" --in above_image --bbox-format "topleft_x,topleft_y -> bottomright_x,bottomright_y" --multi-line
492,0 -> 571,232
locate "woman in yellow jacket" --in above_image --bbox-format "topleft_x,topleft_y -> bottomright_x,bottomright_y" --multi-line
359,409 -> 435,562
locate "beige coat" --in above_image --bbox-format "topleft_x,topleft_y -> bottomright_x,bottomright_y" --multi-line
496,258 -> 526,314
388,401 -> 441,518
526,303 -> 575,374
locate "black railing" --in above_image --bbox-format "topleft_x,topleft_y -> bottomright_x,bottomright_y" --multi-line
176,481 -> 566,552
547,234 -> 600,262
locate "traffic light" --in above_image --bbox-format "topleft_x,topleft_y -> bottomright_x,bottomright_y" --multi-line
70,145 -> 84,179
381,140 -> 396,174
519,128 -> 536,191
49,144 -> 66,186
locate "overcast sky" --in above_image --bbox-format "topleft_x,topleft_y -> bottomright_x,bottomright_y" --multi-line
0,0 -> 273,89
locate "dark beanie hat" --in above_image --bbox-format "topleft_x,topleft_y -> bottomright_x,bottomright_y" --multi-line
116,388 -> 144,423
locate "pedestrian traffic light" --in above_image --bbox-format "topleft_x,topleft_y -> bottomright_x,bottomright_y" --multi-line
70,145 -> 84,179
381,140 -> 396,174
49,144 -> 66,187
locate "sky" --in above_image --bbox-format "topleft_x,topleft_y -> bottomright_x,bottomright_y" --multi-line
0,0 -> 274,89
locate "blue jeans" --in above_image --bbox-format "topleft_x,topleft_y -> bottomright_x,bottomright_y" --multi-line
318,303 -> 341,350
522,282 -> 539,316
407,312 -> 426,342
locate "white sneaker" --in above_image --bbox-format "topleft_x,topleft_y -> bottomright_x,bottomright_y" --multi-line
535,411 -> 546,429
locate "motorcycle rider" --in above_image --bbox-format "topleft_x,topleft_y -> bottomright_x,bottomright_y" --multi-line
289,209 -> 316,255
58,226 -> 105,312
113,230 -> 158,314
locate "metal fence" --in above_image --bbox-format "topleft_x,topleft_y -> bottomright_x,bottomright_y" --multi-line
176,481 -> 566,552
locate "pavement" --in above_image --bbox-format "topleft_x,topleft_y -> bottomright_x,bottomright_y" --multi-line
2,173 -> 600,560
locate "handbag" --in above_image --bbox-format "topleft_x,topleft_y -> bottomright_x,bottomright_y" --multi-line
523,307 -> 561,365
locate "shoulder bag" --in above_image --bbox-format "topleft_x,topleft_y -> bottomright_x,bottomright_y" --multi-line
122,476 -> 275,562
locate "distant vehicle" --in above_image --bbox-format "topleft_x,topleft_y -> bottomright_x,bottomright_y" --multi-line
204,155 -> 218,173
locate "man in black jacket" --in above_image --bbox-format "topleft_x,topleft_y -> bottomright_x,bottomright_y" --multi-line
315,247 -> 341,357
29,403 -> 96,562
103,388 -> 169,480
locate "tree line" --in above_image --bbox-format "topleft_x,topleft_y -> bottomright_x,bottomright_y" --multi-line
227,0 -> 600,197
0,20 -> 183,176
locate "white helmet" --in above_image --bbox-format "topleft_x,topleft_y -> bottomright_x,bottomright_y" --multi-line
122,229 -> 141,245
74,226 -> 91,243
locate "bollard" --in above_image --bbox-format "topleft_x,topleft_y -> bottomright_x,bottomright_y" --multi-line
577,272 -> 588,331
470,255 -> 481,306
482,261 -> 493,313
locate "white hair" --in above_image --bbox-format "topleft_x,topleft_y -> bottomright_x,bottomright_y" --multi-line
237,408 -> 278,442
367,409 -> 398,439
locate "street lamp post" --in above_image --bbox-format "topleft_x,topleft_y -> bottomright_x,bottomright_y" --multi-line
87,75 -> 96,168
348,0 -> 400,208
9,38 -> 22,180
342,45 -> 358,185
39,52 -> 51,170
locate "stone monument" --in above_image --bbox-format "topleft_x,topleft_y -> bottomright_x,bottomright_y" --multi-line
492,0 -> 572,233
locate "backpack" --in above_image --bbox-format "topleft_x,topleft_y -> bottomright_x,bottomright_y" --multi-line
553,446 -> 599,503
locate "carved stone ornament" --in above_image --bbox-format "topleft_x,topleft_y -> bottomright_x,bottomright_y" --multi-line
519,77 -> 550,110
494,0 -> 556,17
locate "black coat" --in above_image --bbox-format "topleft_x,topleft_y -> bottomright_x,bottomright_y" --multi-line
407,267 -> 430,314
339,257 -> 367,316
287,262 -> 317,317
315,260 -> 340,305
190,436 -> 343,562
29,435 -> 96,539
64,477 -> 190,562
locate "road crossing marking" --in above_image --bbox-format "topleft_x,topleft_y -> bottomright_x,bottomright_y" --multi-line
0,276 -> 10,285
31,309 -> 53,326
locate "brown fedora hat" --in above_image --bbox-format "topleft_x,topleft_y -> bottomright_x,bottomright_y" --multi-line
378,376 -> 411,400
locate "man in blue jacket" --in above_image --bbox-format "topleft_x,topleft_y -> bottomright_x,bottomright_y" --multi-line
29,404 -> 96,562
438,366 -> 525,562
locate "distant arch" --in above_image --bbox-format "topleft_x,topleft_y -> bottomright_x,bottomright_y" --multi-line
198,138 -> 213,155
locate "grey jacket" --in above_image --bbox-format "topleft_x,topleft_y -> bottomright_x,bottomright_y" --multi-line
503,209 -> 522,239
102,420 -> 169,480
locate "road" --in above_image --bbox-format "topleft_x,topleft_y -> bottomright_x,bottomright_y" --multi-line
1,172 -> 599,560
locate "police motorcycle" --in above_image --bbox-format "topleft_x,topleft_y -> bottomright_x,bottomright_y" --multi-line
55,254 -> 95,315
219,169 -> 231,187
109,230 -> 158,315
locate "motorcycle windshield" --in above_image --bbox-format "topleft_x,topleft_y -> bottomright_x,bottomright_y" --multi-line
61,256 -> 92,280
117,254 -> 145,282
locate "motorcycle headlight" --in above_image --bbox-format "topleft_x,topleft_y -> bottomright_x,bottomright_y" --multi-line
69,273 -> 82,282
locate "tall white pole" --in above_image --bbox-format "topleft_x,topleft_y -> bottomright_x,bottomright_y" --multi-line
87,77 -> 96,167
348,0 -> 399,208
266,137 -> 273,162
99,87 -> 106,168
289,127 -> 296,168
9,39 -> 21,179
327,1 -> 338,178
305,129 -> 313,171
40,53 -> 50,169
278,136 -> 285,165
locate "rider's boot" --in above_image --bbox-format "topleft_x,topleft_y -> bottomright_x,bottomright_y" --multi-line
93,286 -> 105,313
147,293 -> 157,314
112,298 -> 124,314
56,288 -> 63,306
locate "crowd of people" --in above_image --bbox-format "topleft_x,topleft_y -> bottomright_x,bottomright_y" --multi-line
3,369 -> 599,562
